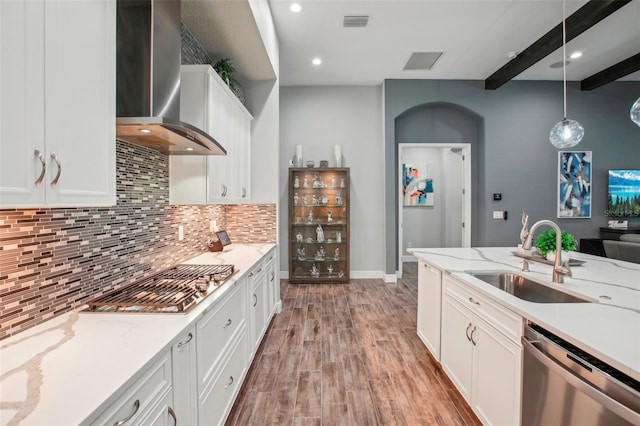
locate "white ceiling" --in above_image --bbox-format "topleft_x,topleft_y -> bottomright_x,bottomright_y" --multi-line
268,0 -> 640,86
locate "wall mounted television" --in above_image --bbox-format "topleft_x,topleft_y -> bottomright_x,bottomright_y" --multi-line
607,170 -> 640,217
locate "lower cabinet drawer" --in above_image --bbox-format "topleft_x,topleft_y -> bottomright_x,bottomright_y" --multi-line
91,352 -> 172,426
133,388 -> 175,426
198,329 -> 248,426
196,279 -> 246,395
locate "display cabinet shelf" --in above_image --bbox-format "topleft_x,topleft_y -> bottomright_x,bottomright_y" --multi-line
289,168 -> 350,284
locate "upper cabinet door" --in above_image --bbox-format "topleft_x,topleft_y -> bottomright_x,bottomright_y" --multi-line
0,0 -> 115,209
0,0 -> 46,207
43,0 -> 115,207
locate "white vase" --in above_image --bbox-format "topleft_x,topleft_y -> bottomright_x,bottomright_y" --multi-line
295,145 -> 303,167
545,250 -> 571,263
334,145 -> 342,168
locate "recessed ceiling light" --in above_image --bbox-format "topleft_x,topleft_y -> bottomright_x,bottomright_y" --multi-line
290,3 -> 302,13
312,57 -> 322,66
185,147 -> 194,151
569,51 -> 583,59
140,129 -> 152,134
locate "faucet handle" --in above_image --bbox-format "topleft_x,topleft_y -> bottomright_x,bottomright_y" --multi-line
522,259 -> 530,272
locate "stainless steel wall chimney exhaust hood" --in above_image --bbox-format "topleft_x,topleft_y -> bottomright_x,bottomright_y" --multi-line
116,0 -> 225,156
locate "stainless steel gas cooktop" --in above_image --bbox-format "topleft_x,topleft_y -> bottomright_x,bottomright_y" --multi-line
84,264 -> 235,313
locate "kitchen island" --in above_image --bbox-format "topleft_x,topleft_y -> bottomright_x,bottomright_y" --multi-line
0,243 -> 276,426
409,246 -> 639,425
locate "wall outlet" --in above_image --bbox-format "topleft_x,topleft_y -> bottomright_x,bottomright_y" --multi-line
492,211 -> 508,220
210,219 -> 217,232
178,225 -> 184,241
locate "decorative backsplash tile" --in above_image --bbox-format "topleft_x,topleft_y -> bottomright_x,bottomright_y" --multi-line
0,141 -> 275,340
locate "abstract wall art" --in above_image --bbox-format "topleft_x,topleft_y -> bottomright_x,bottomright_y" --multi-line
402,163 -> 434,206
558,151 -> 592,218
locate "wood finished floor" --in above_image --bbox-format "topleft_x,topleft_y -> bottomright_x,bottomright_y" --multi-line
226,263 -> 481,425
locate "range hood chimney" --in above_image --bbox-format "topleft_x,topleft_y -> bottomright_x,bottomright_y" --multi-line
116,0 -> 225,155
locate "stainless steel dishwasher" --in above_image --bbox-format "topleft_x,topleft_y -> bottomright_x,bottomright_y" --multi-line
522,323 -> 640,426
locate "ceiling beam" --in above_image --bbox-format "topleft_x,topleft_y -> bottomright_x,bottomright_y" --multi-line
580,53 -> 640,90
484,0 -> 632,90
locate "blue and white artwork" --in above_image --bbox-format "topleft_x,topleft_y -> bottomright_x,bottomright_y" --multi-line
558,151 -> 592,218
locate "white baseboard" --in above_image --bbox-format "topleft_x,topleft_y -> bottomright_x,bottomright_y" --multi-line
402,255 -> 418,262
280,270 -> 289,280
384,274 -> 397,283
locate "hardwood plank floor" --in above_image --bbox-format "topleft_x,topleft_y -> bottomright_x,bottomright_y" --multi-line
227,263 -> 481,426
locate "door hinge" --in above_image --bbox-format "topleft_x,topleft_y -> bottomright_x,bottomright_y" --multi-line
462,222 -> 465,228
462,188 -> 465,195
462,155 -> 465,161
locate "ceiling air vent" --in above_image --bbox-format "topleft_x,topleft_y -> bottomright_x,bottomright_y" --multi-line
403,52 -> 444,71
343,15 -> 369,28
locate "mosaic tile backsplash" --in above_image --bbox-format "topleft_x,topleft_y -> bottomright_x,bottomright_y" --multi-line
0,141 -> 276,340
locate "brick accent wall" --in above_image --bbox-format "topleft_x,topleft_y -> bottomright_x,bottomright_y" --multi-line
0,142 -> 275,340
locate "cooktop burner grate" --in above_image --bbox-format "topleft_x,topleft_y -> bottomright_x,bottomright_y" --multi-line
85,264 -> 234,313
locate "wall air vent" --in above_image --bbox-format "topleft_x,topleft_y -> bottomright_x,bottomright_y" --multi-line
403,52 -> 444,70
343,15 -> 369,28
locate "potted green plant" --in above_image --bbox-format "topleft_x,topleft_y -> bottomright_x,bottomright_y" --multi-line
535,229 -> 577,262
213,57 -> 236,89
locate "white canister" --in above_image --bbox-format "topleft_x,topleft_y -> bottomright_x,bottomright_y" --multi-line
334,145 -> 342,168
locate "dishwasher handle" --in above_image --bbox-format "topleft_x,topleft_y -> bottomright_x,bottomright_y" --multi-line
522,336 -> 640,425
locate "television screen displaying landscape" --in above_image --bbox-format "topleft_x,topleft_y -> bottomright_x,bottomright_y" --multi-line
607,170 -> 640,217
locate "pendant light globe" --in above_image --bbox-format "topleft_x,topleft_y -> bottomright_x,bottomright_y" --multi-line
631,97 -> 640,127
549,118 -> 584,148
549,0 -> 584,149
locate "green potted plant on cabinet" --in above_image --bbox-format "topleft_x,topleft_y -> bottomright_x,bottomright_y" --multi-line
213,57 -> 236,89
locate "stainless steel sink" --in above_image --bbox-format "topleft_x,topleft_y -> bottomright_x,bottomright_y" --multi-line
468,272 -> 593,303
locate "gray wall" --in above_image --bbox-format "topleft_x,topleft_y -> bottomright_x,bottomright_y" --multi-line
279,86 -> 384,276
384,79 -> 640,274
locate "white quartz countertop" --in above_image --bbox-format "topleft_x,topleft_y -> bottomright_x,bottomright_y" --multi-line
0,243 -> 276,426
408,247 -> 640,382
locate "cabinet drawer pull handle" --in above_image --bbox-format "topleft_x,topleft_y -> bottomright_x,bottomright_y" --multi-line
50,152 -> 61,187
253,294 -> 258,307
268,255 -> 274,260
225,376 -> 234,389
242,187 -> 246,198
257,268 -> 262,273
168,406 -> 177,425
465,322 -> 472,341
470,326 -> 477,346
249,272 -> 254,277
34,149 -> 46,187
113,399 -> 140,426
468,297 -> 480,306
223,318 -> 232,328
270,271 -> 275,282
177,332 -> 193,348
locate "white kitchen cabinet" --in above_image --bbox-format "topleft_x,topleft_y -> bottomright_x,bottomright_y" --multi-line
171,327 -> 197,426
133,389 -> 176,426
247,258 -> 269,356
417,261 -> 442,361
198,328 -> 248,426
170,64 -> 252,205
0,0 -> 115,208
196,276 -> 247,421
91,352 -> 173,426
264,249 -> 279,315
440,275 -> 522,426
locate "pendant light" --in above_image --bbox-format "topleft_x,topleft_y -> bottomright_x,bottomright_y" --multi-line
549,0 -> 584,148
631,97 -> 640,127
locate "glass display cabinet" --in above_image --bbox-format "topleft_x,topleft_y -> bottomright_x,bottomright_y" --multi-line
288,168 -> 350,283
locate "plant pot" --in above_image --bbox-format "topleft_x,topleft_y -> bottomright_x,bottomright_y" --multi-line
545,250 -> 571,263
